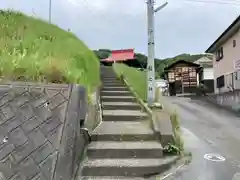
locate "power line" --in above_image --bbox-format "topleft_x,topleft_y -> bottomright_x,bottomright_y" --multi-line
183,0 -> 240,6
209,0 -> 240,2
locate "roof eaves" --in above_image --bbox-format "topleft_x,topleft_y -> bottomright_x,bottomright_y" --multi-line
205,15 -> 240,53
164,59 -> 200,71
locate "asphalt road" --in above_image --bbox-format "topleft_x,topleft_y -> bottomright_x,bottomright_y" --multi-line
162,96 -> 240,180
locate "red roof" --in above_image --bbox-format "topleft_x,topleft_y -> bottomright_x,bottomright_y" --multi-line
102,49 -> 135,62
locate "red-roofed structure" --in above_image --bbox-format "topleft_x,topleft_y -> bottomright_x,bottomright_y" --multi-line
101,49 -> 135,62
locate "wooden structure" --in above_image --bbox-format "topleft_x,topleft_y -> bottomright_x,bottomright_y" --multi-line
164,60 -> 201,96
101,49 -> 142,68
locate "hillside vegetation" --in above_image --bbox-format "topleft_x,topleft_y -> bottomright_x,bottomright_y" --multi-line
94,49 -> 207,77
0,10 -> 100,92
113,63 -> 147,101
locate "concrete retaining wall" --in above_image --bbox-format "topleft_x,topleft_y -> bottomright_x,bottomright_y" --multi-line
0,82 -> 101,180
199,90 -> 240,115
84,87 -> 102,134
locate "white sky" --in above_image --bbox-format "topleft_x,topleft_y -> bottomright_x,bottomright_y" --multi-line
1,0 -> 240,58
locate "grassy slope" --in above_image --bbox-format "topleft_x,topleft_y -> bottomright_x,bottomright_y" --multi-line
0,10 -> 100,92
113,63 -> 147,101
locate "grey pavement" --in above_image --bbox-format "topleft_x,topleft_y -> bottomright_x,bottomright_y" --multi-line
162,96 -> 240,180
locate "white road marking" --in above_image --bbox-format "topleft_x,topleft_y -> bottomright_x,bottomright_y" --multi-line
204,153 -> 226,162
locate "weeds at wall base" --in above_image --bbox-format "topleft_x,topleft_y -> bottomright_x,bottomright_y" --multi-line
163,111 -> 184,156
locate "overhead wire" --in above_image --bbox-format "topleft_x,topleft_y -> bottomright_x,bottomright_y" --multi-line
183,0 -> 240,6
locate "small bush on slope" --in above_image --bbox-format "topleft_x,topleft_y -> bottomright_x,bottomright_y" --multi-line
0,10 -> 100,93
113,63 -> 147,101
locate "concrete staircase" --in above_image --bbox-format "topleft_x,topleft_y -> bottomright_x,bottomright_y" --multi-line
78,66 -> 172,179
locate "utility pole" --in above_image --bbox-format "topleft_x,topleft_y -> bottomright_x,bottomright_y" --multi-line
146,0 -> 155,106
146,0 -> 168,106
49,0 -> 52,23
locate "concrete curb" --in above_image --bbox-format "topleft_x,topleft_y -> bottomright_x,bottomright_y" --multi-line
122,79 -> 153,115
122,79 -> 163,141
75,87 -> 103,179
118,76 -> 184,179
159,158 -> 186,180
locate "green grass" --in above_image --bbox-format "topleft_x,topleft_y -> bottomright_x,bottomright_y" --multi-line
170,111 -> 184,153
113,63 -> 147,101
0,10 -> 100,93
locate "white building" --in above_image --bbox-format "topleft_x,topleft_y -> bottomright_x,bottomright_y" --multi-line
194,56 -> 214,92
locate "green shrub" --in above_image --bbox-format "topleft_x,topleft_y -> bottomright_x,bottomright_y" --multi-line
0,10 -> 100,93
113,63 -> 147,101
170,111 -> 184,153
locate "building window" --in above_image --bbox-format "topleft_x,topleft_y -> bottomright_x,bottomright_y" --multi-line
216,47 -> 223,61
233,40 -> 236,47
175,67 -> 181,72
182,67 -> 188,72
168,72 -> 175,82
189,71 -> 196,77
216,75 -> 225,88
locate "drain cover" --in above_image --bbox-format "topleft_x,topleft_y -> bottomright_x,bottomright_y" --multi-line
204,153 -> 226,162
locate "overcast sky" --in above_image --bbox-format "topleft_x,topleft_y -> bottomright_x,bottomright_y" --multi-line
1,0 -> 240,58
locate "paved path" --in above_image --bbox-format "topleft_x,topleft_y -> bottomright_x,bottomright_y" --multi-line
162,96 -> 240,180
78,66 -> 178,179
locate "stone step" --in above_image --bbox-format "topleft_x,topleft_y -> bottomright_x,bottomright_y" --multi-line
101,90 -> 132,96
91,134 -> 156,141
103,83 -> 126,87
87,141 -> 163,159
102,86 -> 127,89
101,74 -> 117,76
101,76 -> 118,79
102,105 -> 141,111
92,121 -> 155,141
102,110 -> 148,121
101,77 -> 118,79
102,82 -> 122,84
79,67 -> 167,178
93,121 -> 152,134
103,110 -> 147,117
101,96 -> 136,102
102,79 -> 121,82
102,102 -> 142,110
101,87 -> 129,91
103,83 -> 124,87
101,75 -> 117,77
81,157 -> 176,177
78,176 -> 144,180
102,115 -> 147,121
101,90 -> 130,93
101,76 -> 118,78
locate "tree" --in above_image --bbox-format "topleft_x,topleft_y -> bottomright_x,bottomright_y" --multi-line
93,49 -> 111,59
93,49 -> 206,78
